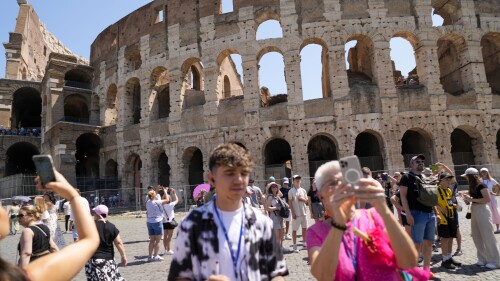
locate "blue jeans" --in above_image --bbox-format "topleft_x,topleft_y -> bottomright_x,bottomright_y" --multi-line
147,222 -> 163,236
410,210 -> 436,244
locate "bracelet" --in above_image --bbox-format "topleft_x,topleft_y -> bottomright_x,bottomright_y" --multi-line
330,220 -> 348,233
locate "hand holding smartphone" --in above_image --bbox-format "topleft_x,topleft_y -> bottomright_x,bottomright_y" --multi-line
32,155 -> 56,188
339,155 -> 362,187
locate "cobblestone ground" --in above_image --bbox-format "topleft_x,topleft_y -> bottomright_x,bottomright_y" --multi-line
1,206 -> 499,281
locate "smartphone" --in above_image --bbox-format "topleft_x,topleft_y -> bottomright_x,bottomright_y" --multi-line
32,155 -> 56,187
381,173 -> 388,181
339,155 -> 362,186
429,165 -> 438,171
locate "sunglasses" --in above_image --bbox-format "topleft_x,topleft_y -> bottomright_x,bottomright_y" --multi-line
413,160 -> 424,164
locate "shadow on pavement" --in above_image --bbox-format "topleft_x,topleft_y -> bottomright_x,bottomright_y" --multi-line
123,240 -> 148,245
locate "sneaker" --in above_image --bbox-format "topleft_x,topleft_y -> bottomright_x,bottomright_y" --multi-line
453,250 -> 463,256
418,256 -> 423,264
433,244 -> 439,252
476,261 -> 486,266
450,258 -> 462,267
441,259 -> 456,270
165,250 -> 174,255
485,263 -> 498,269
153,255 -> 164,261
292,246 -> 299,253
286,234 -> 292,240
147,256 -> 154,262
495,230 -> 500,234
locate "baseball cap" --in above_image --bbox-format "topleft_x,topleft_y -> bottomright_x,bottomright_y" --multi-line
461,167 -> 479,177
439,172 -> 454,181
480,167 -> 489,173
423,168 -> 432,175
283,177 -> 289,184
249,178 -> 255,183
269,176 -> 275,181
292,175 -> 301,179
92,205 -> 109,221
409,154 -> 425,165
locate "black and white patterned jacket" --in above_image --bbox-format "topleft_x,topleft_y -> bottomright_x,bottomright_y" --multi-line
168,200 -> 288,281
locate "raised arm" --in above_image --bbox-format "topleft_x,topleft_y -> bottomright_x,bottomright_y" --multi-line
26,171 -> 99,281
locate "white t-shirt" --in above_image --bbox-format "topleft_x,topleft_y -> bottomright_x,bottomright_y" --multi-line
216,205 -> 247,280
63,201 -> 71,216
162,202 -> 177,223
145,194 -> 161,202
288,187 -> 308,216
482,178 -> 499,192
146,200 -> 164,223
69,197 -> 90,221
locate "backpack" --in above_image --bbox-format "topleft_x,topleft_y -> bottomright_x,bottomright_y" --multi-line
270,195 -> 290,218
412,174 -> 439,207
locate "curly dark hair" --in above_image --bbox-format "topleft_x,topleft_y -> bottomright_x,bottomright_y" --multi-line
44,192 -> 56,204
208,143 -> 254,173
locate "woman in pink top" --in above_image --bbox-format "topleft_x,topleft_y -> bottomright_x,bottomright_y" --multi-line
306,160 -> 428,281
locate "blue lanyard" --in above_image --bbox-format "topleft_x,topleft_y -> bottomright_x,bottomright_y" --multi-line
342,216 -> 357,280
213,199 -> 245,271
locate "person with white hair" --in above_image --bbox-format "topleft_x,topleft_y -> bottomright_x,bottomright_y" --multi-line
306,160 -> 427,280
479,167 -> 500,233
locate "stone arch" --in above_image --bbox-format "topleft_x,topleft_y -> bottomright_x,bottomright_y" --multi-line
105,159 -> 118,177
182,147 -> 204,197
263,138 -> 292,180
124,77 -> 141,125
11,87 -> 42,128
300,38 -> 331,99
181,58 -> 205,109
124,153 -> 142,189
64,94 -> 89,123
450,126 -> 484,179
75,133 -> 101,177
481,32 -> 500,95
437,33 -> 467,95
257,47 -> 287,103
150,67 -> 170,120
354,130 -> 385,171
105,84 -> 117,126
308,134 -> 338,178
4,142 -> 40,176
64,69 -> 92,89
216,49 -> 244,100
254,11 -> 280,29
345,34 -> 375,83
151,147 -> 171,187
401,128 -> 435,165
432,0 -> 462,26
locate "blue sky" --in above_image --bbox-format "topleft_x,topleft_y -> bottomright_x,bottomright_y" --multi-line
0,1 -> 443,100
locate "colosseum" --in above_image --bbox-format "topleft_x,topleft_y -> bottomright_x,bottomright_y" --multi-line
0,0 -> 499,204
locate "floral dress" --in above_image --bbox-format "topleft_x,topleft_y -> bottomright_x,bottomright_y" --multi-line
46,204 -> 66,249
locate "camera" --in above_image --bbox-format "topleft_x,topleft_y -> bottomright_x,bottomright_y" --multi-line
340,156 -> 362,185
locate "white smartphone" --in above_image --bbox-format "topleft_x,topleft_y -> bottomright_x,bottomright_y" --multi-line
32,155 -> 56,187
339,155 -> 362,186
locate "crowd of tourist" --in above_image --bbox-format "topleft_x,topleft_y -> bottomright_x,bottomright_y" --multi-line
0,126 -> 40,137
1,143 -> 500,280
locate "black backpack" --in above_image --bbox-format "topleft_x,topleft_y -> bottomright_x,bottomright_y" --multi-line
412,174 -> 439,207
270,195 -> 290,218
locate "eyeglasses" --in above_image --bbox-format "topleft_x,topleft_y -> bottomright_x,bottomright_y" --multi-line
271,186 -> 278,189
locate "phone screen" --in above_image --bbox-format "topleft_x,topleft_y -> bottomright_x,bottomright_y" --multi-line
429,165 -> 438,171
32,155 -> 56,187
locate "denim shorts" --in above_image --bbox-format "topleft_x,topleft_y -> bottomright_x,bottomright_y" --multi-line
410,210 -> 436,244
147,222 -> 163,236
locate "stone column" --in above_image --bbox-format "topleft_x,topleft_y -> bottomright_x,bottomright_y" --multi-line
462,40 -> 492,110
372,40 -> 398,113
283,49 -> 305,120
323,0 -> 342,20
414,40 -> 447,111
202,60 -> 220,129
167,68 -> 184,134
413,0 -> 433,28
330,44 -> 350,98
241,54 -> 260,128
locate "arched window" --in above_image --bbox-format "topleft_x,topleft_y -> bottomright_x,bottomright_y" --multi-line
390,36 -> 418,87
264,138 -> 292,181
301,42 -> 330,100
345,36 -> 374,83
64,94 -> 89,123
481,33 -> 500,95
11,87 -> 42,128
355,132 -> 384,171
124,78 -> 141,125
256,20 -> 283,40
437,35 -> 467,95
75,133 -> 101,178
217,50 -> 244,100
5,142 -> 39,176
308,135 -> 337,177
258,49 -> 287,106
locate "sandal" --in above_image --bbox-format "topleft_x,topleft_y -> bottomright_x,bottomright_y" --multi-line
453,250 -> 463,256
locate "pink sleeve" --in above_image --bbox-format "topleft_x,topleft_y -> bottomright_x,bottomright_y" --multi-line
306,224 -> 325,250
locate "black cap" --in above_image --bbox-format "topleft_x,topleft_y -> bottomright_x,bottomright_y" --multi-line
439,172 -> 454,181
249,178 -> 255,183
409,154 -> 425,165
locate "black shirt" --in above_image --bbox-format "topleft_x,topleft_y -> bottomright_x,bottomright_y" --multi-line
307,189 -> 321,203
280,187 -> 290,200
92,220 -> 120,260
470,183 -> 487,199
399,172 -> 433,213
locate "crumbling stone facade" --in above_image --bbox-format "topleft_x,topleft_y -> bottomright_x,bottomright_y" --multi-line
1,0 -> 500,197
